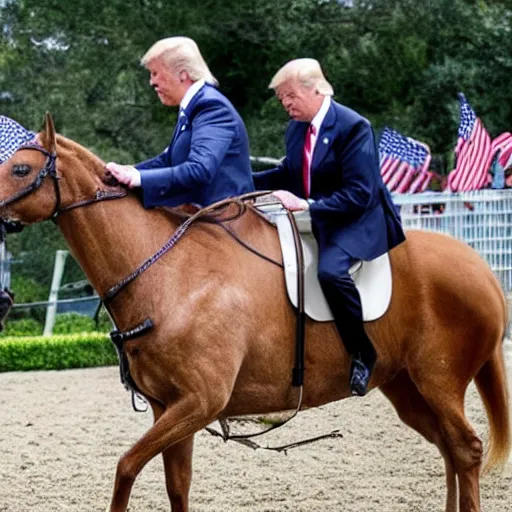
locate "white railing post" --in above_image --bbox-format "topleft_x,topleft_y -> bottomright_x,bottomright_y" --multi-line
43,250 -> 69,336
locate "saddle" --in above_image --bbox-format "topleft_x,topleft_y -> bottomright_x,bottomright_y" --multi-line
258,204 -> 393,322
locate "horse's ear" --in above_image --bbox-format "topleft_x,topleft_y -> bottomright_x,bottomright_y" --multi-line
39,112 -> 57,154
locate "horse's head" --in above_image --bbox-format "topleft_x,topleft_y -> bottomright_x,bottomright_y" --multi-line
0,112 -> 120,234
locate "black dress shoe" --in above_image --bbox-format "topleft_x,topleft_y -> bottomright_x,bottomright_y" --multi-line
350,358 -> 371,396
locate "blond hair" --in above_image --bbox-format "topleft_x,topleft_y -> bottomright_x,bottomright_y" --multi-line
141,37 -> 218,86
269,58 -> 333,95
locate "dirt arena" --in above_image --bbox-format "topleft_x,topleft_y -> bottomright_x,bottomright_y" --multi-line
0,343 -> 511,512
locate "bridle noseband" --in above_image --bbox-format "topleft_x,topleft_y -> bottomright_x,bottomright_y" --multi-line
0,143 -> 60,218
0,142 -> 127,221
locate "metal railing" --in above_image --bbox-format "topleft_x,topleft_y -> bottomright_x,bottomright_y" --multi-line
394,189 -> 512,294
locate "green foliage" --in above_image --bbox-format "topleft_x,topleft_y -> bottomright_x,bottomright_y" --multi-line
2,0 -> 511,166
7,226 -> 85,294
6,276 -> 48,324
1,312 -> 112,338
0,333 -> 117,372
0,318 -> 43,337
9,275 -> 47,303
53,313 -> 96,334
95,308 -> 114,333
51,312 -> 112,334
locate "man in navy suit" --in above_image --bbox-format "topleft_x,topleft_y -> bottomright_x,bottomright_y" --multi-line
106,37 -> 254,207
254,59 -> 405,396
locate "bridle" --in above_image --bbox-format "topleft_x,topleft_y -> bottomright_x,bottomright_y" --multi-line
0,142 -> 127,221
0,143 -> 60,216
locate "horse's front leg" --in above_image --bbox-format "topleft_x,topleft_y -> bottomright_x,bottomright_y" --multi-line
108,395 -> 223,512
151,400 -> 195,512
162,435 -> 195,512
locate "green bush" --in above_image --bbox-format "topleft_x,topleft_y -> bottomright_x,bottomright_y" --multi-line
0,318 -> 43,337
95,308 -> 114,332
53,313 -> 96,334
9,274 -> 48,303
0,333 -> 118,372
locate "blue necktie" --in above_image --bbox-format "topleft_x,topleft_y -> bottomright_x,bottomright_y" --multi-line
177,109 -> 187,133
171,109 -> 187,147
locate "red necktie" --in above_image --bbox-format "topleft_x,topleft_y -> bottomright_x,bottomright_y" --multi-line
302,124 -> 316,198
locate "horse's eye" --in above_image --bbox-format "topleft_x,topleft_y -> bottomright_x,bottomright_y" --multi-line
12,164 -> 32,177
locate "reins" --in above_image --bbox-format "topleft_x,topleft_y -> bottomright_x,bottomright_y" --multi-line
103,191 -> 282,304
0,144 -> 60,216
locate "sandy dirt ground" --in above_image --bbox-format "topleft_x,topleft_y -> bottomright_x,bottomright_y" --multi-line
0,343 -> 511,512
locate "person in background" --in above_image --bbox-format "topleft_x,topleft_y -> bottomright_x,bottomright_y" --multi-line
0,115 -> 35,163
105,36 -> 254,207
253,58 -> 405,396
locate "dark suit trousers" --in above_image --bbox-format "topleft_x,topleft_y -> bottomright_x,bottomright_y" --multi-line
317,243 -> 377,369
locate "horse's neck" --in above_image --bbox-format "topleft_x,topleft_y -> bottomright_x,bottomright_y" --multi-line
56,196 -> 283,332
56,195 -> 181,297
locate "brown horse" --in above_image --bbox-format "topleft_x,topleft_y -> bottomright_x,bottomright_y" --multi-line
0,114 -> 510,512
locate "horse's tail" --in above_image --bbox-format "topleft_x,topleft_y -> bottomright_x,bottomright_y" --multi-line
474,337 -> 511,473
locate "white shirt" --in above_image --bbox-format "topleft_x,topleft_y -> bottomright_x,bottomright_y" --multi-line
303,95 -> 331,204
180,79 -> 206,111
309,95 -> 331,155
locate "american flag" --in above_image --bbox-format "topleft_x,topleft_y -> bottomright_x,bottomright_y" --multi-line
446,93 -> 493,192
0,116 -> 35,164
379,127 -> 432,194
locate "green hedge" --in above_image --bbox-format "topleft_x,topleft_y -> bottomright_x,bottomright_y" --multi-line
0,312 -> 113,338
0,333 -> 118,372
0,318 -> 43,337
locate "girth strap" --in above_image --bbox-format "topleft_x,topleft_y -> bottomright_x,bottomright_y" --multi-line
110,318 -> 154,396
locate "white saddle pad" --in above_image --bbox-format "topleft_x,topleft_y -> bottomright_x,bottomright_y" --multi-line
266,208 -> 392,322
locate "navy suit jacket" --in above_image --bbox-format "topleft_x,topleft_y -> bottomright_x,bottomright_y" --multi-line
253,100 -> 405,260
136,84 -> 254,208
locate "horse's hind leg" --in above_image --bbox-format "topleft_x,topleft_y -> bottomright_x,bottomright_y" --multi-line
151,402 -> 194,512
380,370 -> 458,512
414,375 -> 483,512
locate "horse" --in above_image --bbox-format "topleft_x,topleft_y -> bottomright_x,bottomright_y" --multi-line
0,113 -> 509,512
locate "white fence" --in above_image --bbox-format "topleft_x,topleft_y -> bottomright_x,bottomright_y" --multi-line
394,190 -> 512,294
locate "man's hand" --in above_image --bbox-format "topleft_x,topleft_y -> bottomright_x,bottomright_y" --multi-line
271,190 -> 309,211
105,162 -> 141,188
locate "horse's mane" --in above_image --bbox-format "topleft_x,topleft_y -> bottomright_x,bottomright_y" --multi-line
56,134 -> 105,166
55,134 -> 117,187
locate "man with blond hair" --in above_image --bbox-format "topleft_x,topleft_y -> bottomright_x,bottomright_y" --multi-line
254,58 -> 405,396
106,37 -> 254,207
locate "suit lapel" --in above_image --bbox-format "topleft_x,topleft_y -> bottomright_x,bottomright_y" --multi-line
169,116 -> 183,148
288,122 -> 308,173
311,102 -> 336,172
